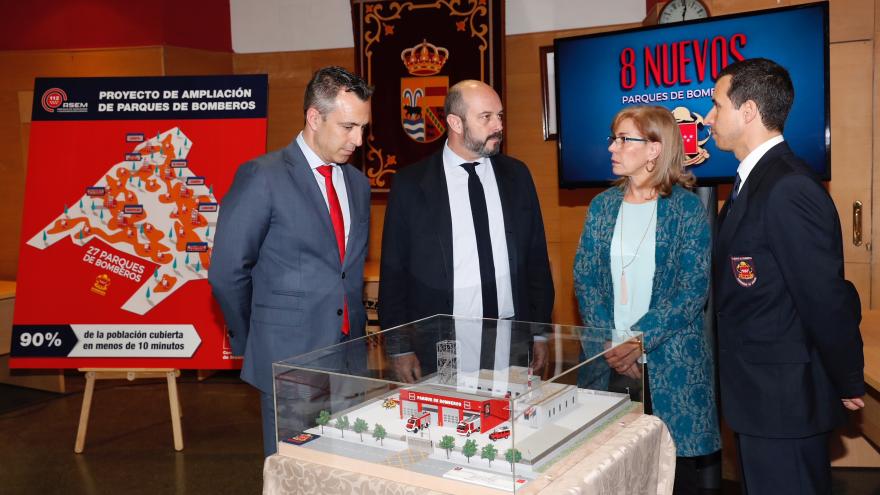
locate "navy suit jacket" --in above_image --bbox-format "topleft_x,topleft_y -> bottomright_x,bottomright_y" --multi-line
714,141 -> 864,438
209,139 -> 370,393
379,150 -> 554,364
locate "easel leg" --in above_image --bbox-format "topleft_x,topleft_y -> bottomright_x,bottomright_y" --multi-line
166,371 -> 184,451
75,371 -> 96,453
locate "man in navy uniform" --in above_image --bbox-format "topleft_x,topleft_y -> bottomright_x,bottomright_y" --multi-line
708,58 -> 864,494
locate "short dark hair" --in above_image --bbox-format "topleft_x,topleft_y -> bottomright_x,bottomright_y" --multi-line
717,58 -> 793,132
303,66 -> 373,117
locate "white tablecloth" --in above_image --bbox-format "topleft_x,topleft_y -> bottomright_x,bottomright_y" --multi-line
263,414 -> 675,495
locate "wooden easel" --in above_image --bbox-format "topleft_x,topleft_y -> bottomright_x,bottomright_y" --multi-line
74,368 -> 183,453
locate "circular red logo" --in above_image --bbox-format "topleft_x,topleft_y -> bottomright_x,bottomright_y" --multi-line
41,88 -> 67,112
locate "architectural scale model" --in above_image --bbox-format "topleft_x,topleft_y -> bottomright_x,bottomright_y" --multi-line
285,363 -> 632,491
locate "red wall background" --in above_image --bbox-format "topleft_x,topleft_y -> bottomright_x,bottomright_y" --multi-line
0,0 -> 231,52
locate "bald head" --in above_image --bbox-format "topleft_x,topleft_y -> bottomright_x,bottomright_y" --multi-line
444,80 -> 495,118
444,80 -> 504,160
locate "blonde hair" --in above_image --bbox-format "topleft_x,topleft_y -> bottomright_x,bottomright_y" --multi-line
611,106 -> 695,197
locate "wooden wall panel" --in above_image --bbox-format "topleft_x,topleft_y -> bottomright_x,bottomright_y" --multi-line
708,0 -> 874,43
162,46 -> 233,75
874,0 -> 880,308
827,0 -> 874,42
0,47 -> 164,91
829,42 -> 873,307
0,91 -> 26,279
708,0 -> 792,15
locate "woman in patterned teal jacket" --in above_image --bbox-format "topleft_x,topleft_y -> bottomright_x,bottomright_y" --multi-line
574,106 -> 720,489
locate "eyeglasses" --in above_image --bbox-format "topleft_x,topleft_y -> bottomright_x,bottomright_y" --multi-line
607,135 -> 649,146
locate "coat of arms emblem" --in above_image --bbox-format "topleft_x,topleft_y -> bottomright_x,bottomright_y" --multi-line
400,40 -> 449,143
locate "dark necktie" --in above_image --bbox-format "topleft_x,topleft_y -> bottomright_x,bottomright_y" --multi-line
729,173 -> 742,206
460,162 -> 498,319
317,165 -> 349,335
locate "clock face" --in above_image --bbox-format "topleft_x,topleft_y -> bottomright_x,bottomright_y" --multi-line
659,0 -> 709,24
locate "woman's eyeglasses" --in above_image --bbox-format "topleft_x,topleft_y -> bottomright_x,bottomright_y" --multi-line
607,135 -> 649,146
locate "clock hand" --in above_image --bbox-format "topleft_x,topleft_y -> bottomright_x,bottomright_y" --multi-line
682,1 -> 688,20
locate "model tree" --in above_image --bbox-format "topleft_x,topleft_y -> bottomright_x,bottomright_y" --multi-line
372,424 -> 387,446
353,418 -> 369,442
334,415 -> 350,438
439,435 -> 456,459
505,448 -> 523,472
481,444 -> 498,467
462,439 -> 478,464
316,410 -> 331,434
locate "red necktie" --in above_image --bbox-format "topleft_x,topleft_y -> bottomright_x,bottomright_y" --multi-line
317,165 -> 349,335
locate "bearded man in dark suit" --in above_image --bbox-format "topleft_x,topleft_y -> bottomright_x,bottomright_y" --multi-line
379,80 -> 554,382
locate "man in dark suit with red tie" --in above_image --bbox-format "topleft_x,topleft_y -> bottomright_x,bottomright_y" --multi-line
379,80 -> 554,382
209,67 -> 373,456
708,58 -> 864,494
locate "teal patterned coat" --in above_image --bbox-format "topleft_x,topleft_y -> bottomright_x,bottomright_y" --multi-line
573,184 -> 721,457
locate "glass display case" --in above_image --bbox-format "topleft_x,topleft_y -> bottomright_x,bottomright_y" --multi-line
272,315 -> 643,493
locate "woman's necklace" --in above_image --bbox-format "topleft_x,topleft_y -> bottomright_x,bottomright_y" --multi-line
619,198 -> 657,305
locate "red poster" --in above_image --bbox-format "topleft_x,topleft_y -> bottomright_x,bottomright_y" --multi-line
11,75 -> 268,369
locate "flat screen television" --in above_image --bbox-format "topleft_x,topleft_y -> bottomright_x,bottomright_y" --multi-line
554,2 -> 829,187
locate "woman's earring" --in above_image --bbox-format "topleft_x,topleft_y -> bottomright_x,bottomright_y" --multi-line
645,159 -> 656,173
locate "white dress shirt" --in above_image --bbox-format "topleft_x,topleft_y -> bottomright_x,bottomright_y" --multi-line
735,135 -> 785,194
442,142 -> 514,319
296,132 -> 351,247
454,317 -> 512,397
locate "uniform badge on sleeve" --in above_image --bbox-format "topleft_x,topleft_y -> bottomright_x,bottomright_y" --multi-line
730,257 -> 757,287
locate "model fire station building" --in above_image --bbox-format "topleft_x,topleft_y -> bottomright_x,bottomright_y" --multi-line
398,365 -> 581,433
398,385 -> 510,433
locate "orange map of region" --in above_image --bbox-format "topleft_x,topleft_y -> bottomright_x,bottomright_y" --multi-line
28,128 -> 218,315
